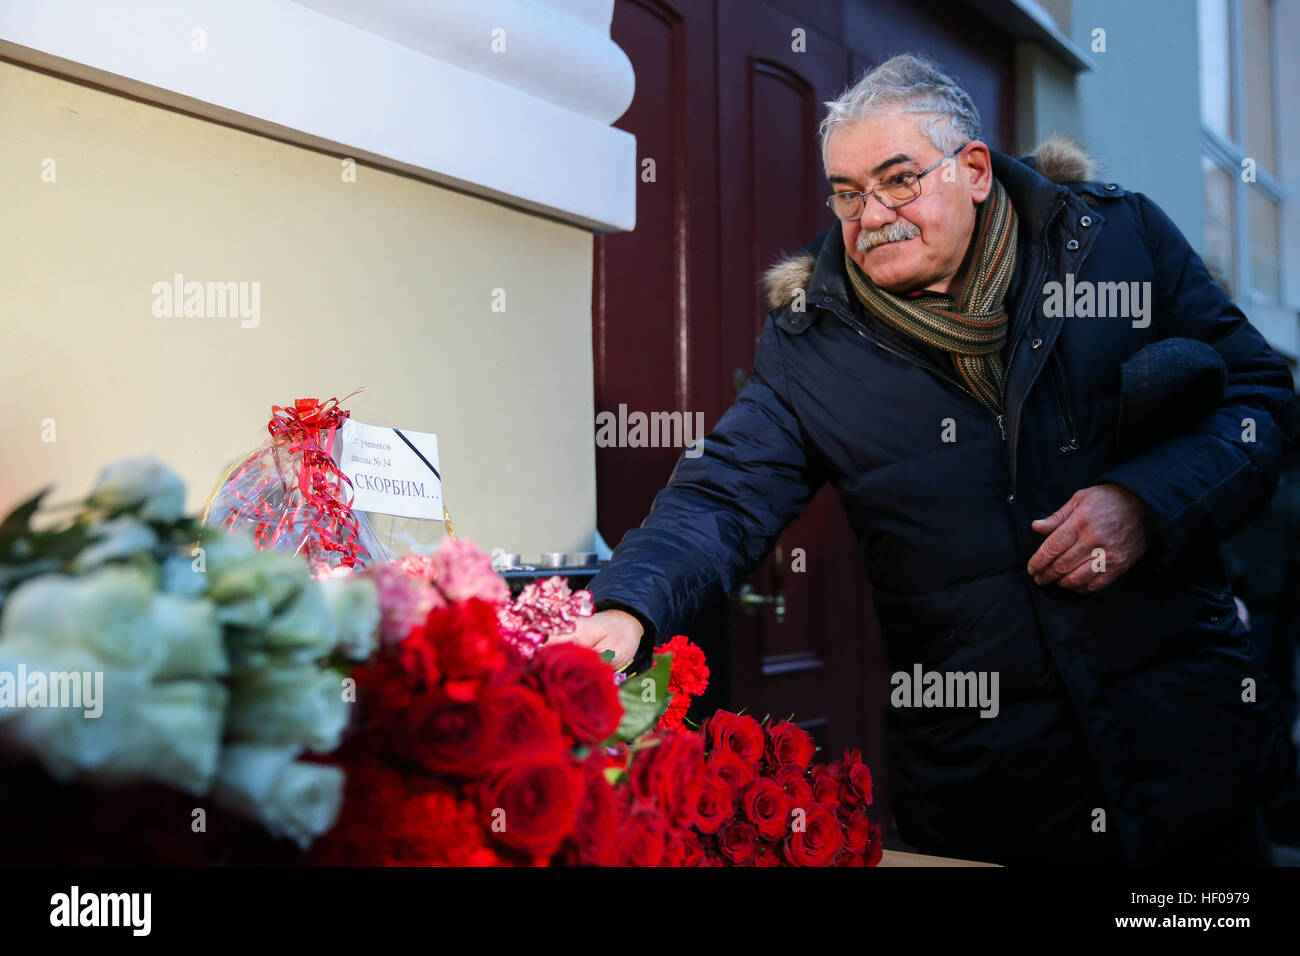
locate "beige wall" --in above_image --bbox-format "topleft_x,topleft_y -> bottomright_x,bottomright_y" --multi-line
0,61 -> 597,556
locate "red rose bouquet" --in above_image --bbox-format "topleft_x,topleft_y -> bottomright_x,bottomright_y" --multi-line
690,711 -> 885,866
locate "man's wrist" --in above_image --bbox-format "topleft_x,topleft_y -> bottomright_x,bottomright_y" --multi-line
1103,481 -> 1168,565
593,598 -> 655,646
604,607 -> 645,640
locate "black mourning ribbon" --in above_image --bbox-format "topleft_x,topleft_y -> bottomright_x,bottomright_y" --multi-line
392,429 -> 441,482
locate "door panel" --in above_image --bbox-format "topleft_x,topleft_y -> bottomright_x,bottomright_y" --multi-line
594,0 -> 720,545
714,0 -> 873,764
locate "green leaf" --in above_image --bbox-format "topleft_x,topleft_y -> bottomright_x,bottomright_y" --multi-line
603,767 -> 628,787
0,488 -> 50,538
0,489 -> 56,563
605,651 -> 673,745
626,735 -> 666,754
26,525 -> 92,562
599,649 -> 615,665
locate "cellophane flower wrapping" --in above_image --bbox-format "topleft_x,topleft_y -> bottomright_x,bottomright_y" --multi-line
203,398 -> 393,576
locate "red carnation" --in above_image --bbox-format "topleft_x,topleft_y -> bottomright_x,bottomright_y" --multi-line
694,768 -> 736,835
717,820 -> 760,865
653,636 -> 709,733
658,694 -> 692,733
655,635 -> 709,696
422,598 -> 511,700
706,749 -> 757,791
629,731 -> 706,829
529,642 -> 623,745
741,777 -> 792,840
703,711 -> 765,765
784,802 -> 845,866
765,721 -> 816,770
771,763 -> 814,809
478,756 -> 585,857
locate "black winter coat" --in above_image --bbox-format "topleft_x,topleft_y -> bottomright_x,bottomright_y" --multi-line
587,144 -> 1300,864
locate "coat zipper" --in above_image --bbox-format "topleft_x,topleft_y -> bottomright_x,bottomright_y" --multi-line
816,298 -> 1008,440
1002,248 -> 1052,494
1046,350 -> 1080,453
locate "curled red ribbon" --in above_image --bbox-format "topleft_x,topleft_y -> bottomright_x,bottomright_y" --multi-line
224,393 -> 370,571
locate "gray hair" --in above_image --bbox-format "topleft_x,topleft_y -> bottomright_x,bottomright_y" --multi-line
819,54 -> 982,168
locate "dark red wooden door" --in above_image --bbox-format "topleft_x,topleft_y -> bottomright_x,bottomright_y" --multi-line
593,0 -> 721,544
711,0 -> 887,779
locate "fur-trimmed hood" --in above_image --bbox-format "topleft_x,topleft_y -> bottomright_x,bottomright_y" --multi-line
761,136 -> 1096,311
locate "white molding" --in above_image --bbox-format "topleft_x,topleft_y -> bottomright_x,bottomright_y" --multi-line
965,0 -> 1091,72
291,0 -> 631,124
0,0 -> 637,232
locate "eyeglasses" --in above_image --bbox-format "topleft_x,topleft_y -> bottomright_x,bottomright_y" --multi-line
825,143 -> 968,221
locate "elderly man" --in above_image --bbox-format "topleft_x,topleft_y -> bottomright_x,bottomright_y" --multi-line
559,54 -> 1298,865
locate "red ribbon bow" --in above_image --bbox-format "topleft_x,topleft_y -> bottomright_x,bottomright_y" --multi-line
224,394 -> 370,571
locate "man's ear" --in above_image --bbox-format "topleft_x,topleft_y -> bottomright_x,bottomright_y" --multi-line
962,141 -> 993,202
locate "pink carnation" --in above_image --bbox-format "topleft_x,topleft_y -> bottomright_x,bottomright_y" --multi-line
371,563 -> 442,647
397,539 -> 510,605
497,576 -> 595,660
396,553 -> 439,580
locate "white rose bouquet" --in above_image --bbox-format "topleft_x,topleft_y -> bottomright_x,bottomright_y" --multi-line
0,456 -> 380,854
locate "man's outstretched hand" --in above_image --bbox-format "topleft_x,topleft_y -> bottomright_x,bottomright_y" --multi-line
546,608 -> 644,671
1027,483 -> 1150,593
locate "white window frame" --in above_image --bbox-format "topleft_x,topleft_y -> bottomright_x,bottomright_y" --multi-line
1199,0 -> 1287,307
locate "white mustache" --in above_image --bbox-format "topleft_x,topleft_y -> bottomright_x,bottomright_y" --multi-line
857,220 -> 920,252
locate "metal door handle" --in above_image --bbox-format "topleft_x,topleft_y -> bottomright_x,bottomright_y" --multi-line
738,583 -> 786,623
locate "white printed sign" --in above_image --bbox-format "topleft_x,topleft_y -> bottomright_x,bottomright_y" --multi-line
335,418 -> 443,520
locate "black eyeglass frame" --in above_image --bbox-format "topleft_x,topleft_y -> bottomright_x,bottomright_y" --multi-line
824,142 -> 970,221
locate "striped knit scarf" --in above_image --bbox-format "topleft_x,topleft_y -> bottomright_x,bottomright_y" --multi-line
843,176 -> 1019,412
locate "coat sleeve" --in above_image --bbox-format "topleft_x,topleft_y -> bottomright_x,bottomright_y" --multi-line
1098,192 -> 1300,570
587,313 -> 826,670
